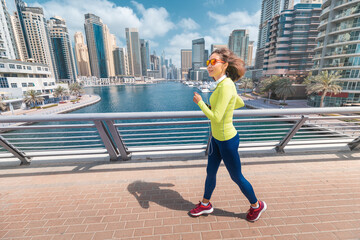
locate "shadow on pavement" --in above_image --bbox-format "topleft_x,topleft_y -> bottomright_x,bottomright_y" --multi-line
127,180 -> 247,219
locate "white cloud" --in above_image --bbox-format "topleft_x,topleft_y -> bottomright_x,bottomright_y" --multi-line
178,18 -> 200,31
31,0 -> 173,47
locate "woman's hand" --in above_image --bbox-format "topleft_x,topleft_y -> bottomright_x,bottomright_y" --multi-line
193,92 -> 202,104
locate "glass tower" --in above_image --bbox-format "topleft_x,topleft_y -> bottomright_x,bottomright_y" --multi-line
228,29 -> 249,65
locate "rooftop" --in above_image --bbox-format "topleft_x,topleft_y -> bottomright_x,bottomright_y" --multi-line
1,151 -> 359,240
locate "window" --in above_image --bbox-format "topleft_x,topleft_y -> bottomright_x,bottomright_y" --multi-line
37,67 -> 41,71
0,77 -> 9,88
9,64 -> 15,69
11,83 -> 17,88
22,83 -> 27,87
0,64 -> 4,68
28,83 -> 35,87
44,68 -> 48,71
27,66 -> 31,70
16,65 -> 22,69
44,82 -> 48,86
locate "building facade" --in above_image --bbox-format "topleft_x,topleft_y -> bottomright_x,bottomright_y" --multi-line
113,47 -> 126,76
0,0 -> 18,59
228,29 -> 250,65
255,0 -> 294,79
263,3 -> 322,81
48,16 -> 77,83
125,28 -> 142,77
210,44 -> 227,53
84,13 -> 108,78
140,39 -> 148,77
248,41 -> 254,66
192,38 -> 205,70
103,25 -> 117,77
74,32 -> 91,77
14,0 -> 57,79
310,0 -> 360,107
180,49 -> 192,80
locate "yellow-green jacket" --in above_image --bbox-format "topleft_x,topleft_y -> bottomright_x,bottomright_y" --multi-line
197,77 -> 245,141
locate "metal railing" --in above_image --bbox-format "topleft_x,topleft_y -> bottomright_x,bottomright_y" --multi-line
1,107 -> 360,165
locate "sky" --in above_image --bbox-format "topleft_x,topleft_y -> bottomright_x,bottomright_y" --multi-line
5,0 -> 300,68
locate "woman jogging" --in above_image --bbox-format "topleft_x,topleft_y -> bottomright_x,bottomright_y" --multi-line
190,48 -> 266,222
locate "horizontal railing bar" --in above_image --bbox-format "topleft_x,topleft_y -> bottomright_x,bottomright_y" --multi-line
240,136 -> 284,140
19,144 -> 104,149
121,131 -> 209,137
118,127 -> 210,133
308,115 -> 360,120
234,123 -> 295,127
11,140 -> 102,145
123,135 -> 209,141
115,120 -> 210,127
234,118 -> 298,123
237,128 -> 291,132
320,126 -> 360,129
0,124 -> 95,131
6,136 -> 100,140
238,132 -> 288,136
288,137 -> 352,143
1,107 -> 360,122
0,131 -> 98,136
292,134 -> 344,138
294,130 -> 346,134
128,145 -> 208,152
125,139 -> 206,145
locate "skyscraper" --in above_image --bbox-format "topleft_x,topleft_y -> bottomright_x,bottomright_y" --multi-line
247,41 -> 254,66
113,47 -> 127,76
103,25 -> 117,77
140,39 -> 149,76
14,0 -> 57,79
254,0 -> 294,79
210,44 -> 227,53
228,29 -> 250,65
0,0 -> 18,59
263,3 -> 321,80
74,32 -> 91,77
192,38 -> 205,69
125,28 -> 142,77
84,13 -> 108,78
48,16 -> 77,83
310,0 -> 360,106
181,49 -> 192,80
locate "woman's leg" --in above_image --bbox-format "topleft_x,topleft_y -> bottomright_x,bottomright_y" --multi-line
203,136 -> 222,201
217,135 -> 258,204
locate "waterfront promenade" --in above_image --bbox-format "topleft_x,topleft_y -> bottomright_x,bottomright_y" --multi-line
0,151 -> 359,239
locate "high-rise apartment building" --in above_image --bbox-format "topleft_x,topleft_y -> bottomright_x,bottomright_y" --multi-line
181,49 -> 192,80
103,25 -> 117,77
48,16 -> 77,83
310,0 -> 360,107
74,32 -> 91,77
125,28 -> 142,77
0,0 -> 18,59
228,29 -> 250,65
247,41 -> 254,66
254,0 -> 294,79
14,0 -> 57,79
84,13 -> 108,78
113,47 -> 127,76
140,39 -> 149,76
192,38 -> 205,69
263,3 -> 321,81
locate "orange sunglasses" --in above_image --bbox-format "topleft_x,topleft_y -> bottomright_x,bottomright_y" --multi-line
206,58 -> 225,66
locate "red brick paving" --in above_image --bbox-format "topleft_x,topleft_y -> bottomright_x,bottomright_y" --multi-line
0,152 -> 360,239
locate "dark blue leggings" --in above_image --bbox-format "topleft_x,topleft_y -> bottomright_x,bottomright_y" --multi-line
204,134 -> 258,204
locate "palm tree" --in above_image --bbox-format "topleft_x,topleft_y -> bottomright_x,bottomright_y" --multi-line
53,86 -> 68,101
69,82 -> 84,97
260,75 -> 280,100
305,71 -> 342,107
274,78 -> 296,104
238,78 -> 253,93
0,97 -> 7,113
23,90 -> 44,108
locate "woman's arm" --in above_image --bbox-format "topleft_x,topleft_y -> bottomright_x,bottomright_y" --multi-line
235,94 -> 245,109
197,84 -> 232,123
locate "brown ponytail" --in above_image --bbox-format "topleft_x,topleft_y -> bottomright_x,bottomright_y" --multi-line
211,48 -> 245,82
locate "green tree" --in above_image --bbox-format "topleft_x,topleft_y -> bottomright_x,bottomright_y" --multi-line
69,82 -> 84,97
23,90 -> 44,108
274,78 -> 296,104
260,75 -> 280,99
53,86 -> 68,101
305,71 -> 342,107
238,78 -> 253,93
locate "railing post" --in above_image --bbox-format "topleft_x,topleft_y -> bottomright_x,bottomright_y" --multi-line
276,115 -> 309,153
105,120 -> 131,160
348,137 -> 360,151
94,120 -> 120,161
0,135 -> 31,165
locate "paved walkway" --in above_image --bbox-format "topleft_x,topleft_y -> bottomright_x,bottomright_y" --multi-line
0,152 -> 359,240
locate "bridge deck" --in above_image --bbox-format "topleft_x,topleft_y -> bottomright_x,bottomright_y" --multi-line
0,152 -> 359,240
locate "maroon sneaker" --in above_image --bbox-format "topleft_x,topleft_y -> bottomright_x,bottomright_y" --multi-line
189,202 -> 214,216
246,200 -> 267,222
